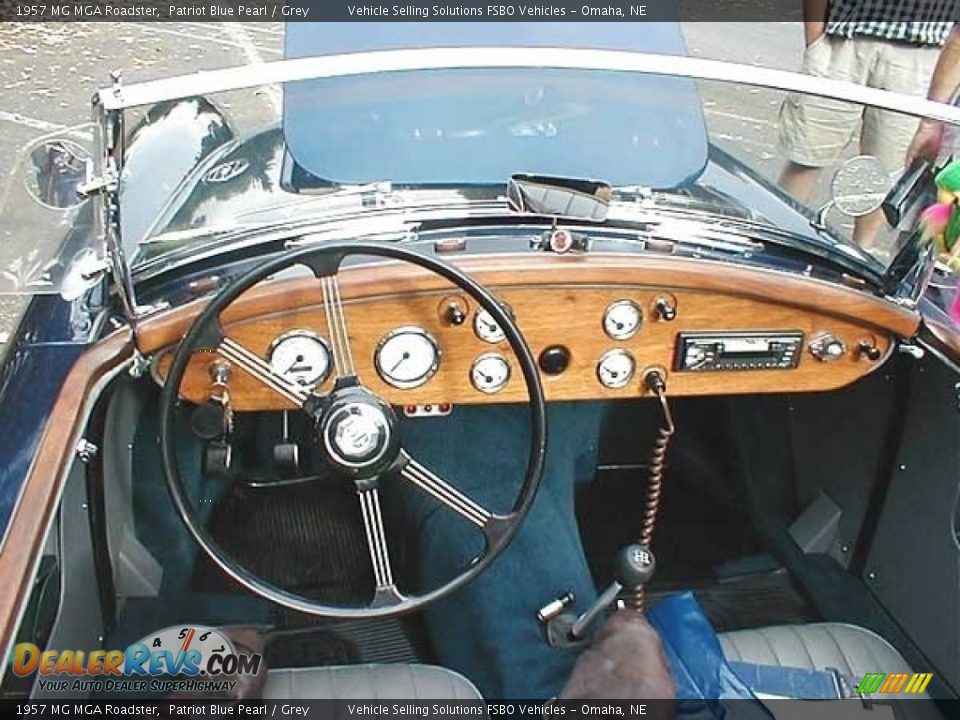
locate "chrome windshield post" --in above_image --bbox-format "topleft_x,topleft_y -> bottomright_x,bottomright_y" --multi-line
90,79 -> 140,330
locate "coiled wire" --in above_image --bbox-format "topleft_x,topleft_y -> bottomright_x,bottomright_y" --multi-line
626,385 -> 675,611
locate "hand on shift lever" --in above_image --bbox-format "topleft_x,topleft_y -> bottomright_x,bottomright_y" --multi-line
558,610 -> 676,701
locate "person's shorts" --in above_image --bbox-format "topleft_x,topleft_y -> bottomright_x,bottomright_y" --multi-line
779,35 -> 940,173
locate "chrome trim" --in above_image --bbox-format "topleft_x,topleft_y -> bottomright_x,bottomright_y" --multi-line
97,47 -> 960,125
373,326 -> 441,390
266,329 -> 333,390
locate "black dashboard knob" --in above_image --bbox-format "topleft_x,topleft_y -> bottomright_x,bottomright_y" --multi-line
539,345 -> 571,375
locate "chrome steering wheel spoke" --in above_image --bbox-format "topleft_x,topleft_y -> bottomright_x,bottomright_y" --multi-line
321,274 -> 357,381
356,481 -> 405,608
217,336 -> 317,409
398,453 -> 511,545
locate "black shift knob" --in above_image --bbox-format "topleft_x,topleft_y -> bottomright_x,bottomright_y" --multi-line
615,544 -> 656,588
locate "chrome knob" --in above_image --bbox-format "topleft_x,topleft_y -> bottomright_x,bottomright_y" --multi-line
809,332 -> 846,362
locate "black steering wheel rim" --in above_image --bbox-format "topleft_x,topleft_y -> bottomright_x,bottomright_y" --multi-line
160,241 -> 547,619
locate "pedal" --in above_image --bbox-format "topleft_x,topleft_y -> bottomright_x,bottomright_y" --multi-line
203,440 -> 233,477
273,442 -> 302,478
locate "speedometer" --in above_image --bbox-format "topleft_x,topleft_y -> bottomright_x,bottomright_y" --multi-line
268,330 -> 332,388
375,326 -> 441,389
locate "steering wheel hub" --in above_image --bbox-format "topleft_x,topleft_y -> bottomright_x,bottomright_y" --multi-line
320,392 -> 398,473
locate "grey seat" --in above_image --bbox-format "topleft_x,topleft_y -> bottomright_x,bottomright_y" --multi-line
263,663 -> 483,700
719,622 -> 923,697
719,623 -> 942,719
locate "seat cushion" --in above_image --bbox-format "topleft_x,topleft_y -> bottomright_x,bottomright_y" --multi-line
262,663 -> 483,700
719,623 -> 929,699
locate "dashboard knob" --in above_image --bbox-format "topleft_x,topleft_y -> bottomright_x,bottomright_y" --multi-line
809,332 -> 846,362
654,296 -> 677,321
857,340 -> 882,361
538,345 -> 571,375
440,297 -> 468,326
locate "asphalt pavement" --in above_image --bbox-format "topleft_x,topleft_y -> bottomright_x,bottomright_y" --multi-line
0,22 -> 809,338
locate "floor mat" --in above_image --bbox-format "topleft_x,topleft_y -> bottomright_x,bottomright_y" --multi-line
193,478 -> 374,605
648,569 -> 816,634
193,477 -> 424,666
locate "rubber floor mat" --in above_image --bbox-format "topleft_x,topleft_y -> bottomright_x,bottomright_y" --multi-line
193,479 -> 374,605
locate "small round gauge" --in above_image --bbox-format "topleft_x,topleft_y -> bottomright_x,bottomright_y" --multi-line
470,353 -> 511,394
473,308 -> 505,343
597,349 -> 636,389
603,300 -> 643,340
375,326 -> 441,389
268,330 -> 332,388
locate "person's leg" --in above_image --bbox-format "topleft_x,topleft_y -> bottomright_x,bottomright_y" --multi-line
778,161 -> 823,203
386,402 -> 606,699
777,36 -> 866,202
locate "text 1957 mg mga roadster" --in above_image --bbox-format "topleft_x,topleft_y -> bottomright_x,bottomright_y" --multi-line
1,21 -> 960,716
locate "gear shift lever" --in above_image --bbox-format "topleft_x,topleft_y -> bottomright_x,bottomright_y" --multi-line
566,544 -> 656,641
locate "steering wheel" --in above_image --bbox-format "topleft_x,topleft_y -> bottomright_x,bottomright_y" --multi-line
160,242 -> 547,619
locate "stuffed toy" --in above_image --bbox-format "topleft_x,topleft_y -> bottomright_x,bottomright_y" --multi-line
920,159 -> 960,265
919,159 -> 960,323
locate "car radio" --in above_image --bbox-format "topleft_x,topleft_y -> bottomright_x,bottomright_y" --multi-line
675,331 -> 804,372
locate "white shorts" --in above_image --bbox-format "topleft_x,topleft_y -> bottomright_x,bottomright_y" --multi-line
779,34 -> 940,173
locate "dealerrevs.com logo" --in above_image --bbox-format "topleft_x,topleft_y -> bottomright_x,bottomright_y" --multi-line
12,625 -> 262,694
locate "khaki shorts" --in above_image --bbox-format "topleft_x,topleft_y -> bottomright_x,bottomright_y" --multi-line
779,35 -> 940,173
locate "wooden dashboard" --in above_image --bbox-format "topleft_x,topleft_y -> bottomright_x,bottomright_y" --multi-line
145,253 -> 915,411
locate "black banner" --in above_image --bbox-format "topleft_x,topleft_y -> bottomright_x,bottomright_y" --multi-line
6,0 -> 960,23
0,699 -> 958,719
0,0 -> 842,23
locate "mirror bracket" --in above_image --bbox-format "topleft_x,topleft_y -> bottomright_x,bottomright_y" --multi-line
77,160 -> 118,201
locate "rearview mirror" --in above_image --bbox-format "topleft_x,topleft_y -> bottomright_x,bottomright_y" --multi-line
25,139 -> 90,209
830,155 -> 890,217
507,174 -> 611,222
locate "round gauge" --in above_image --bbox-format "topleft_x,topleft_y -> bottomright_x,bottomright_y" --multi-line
603,300 -> 643,340
597,349 -> 636,389
473,308 -> 505,343
470,353 -> 511,394
375,326 -> 441,389
268,330 -> 332,388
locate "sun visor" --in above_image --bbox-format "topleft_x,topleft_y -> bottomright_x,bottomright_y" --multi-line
282,22 -> 708,190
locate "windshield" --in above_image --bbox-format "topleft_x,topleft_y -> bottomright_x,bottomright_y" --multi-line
133,58 -> 955,274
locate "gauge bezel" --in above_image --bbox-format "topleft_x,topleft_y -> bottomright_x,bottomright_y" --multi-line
596,348 -> 636,389
267,329 -> 333,389
374,325 -> 442,390
602,299 -> 643,341
473,307 -> 506,343
470,352 -> 512,394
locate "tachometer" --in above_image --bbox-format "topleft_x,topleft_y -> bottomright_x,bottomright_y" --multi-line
268,330 -> 332,388
375,326 -> 441,389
